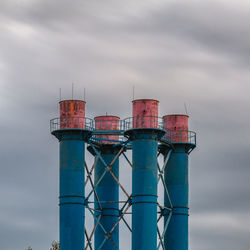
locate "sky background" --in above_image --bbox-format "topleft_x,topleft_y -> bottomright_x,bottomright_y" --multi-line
0,0 -> 250,249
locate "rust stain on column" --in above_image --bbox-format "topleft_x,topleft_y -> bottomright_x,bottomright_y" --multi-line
94,115 -> 120,144
60,100 -> 86,129
163,114 -> 189,142
132,99 -> 159,128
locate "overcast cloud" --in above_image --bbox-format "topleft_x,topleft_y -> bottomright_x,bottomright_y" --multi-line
0,0 -> 250,249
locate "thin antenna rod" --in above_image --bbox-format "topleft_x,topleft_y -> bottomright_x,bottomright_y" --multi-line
133,85 -> 135,100
72,83 -> 74,100
59,88 -> 61,102
84,88 -> 86,102
184,102 -> 188,115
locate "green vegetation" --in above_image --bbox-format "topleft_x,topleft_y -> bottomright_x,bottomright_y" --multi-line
50,241 -> 60,250
27,241 -> 59,250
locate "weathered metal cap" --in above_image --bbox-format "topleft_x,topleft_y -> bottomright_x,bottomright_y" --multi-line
94,115 -> 120,144
132,99 -> 159,128
59,100 -> 86,129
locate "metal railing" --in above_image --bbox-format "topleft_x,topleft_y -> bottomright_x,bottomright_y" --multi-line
94,119 -> 124,132
50,117 -> 94,132
50,117 -> 196,145
123,116 -> 164,130
162,130 -> 196,145
91,135 -> 127,144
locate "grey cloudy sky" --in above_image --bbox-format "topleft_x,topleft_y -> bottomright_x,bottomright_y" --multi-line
0,0 -> 250,249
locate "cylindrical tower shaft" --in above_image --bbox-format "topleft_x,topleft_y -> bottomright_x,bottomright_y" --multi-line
93,116 -> 120,249
162,114 -> 193,250
94,147 -> 120,249
52,100 -> 91,250
59,133 -> 86,250
125,99 -> 164,250
164,145 -> 189,250
131,136 -> 159,250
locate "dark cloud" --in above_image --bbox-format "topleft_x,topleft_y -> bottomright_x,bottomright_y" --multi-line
0,0 -> 250,249
121,1 -> 250,65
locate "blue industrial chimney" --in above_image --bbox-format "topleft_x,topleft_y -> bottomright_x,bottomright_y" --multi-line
89,115 -> 121,249
162,115 -> 196,250
51,100 -> 91,250
124,99 -> 165,250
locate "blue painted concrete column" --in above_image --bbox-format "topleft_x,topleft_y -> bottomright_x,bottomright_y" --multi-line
162,144 -> 193,250
52,130 -> 91,250
93,145 -> 120,250
125,129 -> 165,250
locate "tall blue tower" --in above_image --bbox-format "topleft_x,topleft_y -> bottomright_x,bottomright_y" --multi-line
51,100 -> 92,250
91,144 -> 120,249
161,115 -> 196,250
124,99 -> 165,250
89,115 -> 121,249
